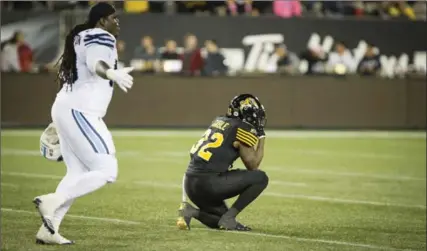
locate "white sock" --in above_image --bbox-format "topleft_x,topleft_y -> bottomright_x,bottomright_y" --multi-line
53,199 -> 74,232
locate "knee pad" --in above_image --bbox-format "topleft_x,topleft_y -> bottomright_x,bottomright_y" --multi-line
91,154 -> 118,183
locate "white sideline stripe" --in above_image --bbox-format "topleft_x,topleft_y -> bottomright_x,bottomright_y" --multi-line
284,149 -> 408,159
3,148 -> 423,174
194,228 -> 414,251
5,148 -> 420,163
3,171 -> 425,210
134,181 -> 181,189
1,183 -> 18,188
270,181 -> 307,187
1,208 -> 140,225
2,130 -> 426,139
1,208 -> 414,251
156,150 -> 419,160
3,171 -> 64,179
266,193 -> 427,210
0,149 -> 141,157
135,180 -> 308,188
0,149 -> 181,164
156,151 -> 189,157
267,166 -> 427,182
1,149 -> 40,156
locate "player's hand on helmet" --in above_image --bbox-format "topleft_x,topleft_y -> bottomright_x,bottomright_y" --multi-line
257,126 -> 266,139
106,67 -> 134,93
257,106 -> 267,138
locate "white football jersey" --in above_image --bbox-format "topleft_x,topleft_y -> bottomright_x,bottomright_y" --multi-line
55,28 -> 118,118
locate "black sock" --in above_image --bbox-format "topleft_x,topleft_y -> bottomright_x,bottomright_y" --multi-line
221,207 -> 240,219
195,212 -> 222,229
190,208 -> 200,218
231,181 -> 268,212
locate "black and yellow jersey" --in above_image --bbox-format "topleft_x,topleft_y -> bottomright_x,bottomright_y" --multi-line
186,116 -> 258,174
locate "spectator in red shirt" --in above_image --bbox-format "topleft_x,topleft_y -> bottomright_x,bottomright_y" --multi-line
1,31 -> 33,72
181,33 -> 204,76
16,31 -> 33,72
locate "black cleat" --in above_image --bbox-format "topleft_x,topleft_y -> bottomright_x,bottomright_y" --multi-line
36,239 -> 46,245
236,222 -> 252,231
219,217 -> 252,231
218,216 -> 238,231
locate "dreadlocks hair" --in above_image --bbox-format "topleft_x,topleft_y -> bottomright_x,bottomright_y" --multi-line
55,23 -> 93,91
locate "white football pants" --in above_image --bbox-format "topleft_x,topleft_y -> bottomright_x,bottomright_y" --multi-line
49,101 -> 118,231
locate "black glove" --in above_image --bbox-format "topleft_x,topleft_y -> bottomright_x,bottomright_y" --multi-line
257,109 -> 266,138
257,126 -> 266,138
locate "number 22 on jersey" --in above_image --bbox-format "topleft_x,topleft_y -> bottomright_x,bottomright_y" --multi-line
190,129 -> 224,162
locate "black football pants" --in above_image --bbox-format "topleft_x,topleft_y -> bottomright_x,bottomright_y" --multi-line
184,169 -> 269,228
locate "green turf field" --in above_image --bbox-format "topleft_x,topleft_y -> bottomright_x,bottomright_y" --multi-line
1,130 -> 426,251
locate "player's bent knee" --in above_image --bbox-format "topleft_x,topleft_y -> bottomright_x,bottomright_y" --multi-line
105,155 -> 118,183
253,170 -> 269,186
92,154 -> 118,183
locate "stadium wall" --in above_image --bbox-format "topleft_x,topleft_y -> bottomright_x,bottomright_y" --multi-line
1,73 -> 425,130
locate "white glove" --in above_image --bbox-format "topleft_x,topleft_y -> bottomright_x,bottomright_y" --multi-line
106,67 -> 134,93
40,122 -> 63,162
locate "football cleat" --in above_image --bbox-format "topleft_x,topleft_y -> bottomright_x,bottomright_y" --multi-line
33,193 -> 66,234
36,224 -> 74,245
218,216 -> 252,231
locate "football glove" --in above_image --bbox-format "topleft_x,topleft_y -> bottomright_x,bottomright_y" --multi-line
40,122 -> 63,162
257,106 -> 267,138
106,67 -> 134,93
257,126 -> 266,139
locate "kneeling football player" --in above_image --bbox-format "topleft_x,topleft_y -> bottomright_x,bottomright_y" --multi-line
177,94 -> 268,231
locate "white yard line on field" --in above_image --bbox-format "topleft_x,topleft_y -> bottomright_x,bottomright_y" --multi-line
265,193 -> 426,209
270,180 -> 307,187
133,181 -> 181,189
6,147 -> 423,184
0,149 -> 141,157
2,171 -> 425,210
283,149 -> 410,159
3,171 -> 64,179
0,182 -> 19,188
195,228 -> 416,251
1,208 -> 140,224
0,207 -> 415,251
1,149 -> 40,156
1,130 -> 425,139
153,149 -> 421,161
267,166 -> 426,182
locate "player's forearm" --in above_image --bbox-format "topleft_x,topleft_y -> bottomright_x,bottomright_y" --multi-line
252,138 -> 265,169
242,138 -> 265,171
94,60 -> 112,80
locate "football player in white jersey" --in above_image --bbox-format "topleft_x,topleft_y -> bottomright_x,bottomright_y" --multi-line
33,3 -> 133,245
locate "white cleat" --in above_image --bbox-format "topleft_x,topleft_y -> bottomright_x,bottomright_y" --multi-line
32,193 -> 66,235
36,225 -> 74,245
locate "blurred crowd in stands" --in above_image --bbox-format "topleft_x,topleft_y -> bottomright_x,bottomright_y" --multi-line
1,1 -> 425,78
1,28 -> 424,78
2,1 -> 426,20
113,33 -> 403,78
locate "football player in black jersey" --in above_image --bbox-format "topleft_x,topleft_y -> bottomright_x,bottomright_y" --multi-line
177,94 -> 268,231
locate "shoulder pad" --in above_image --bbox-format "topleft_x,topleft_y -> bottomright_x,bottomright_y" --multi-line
82,28 -> 116,49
